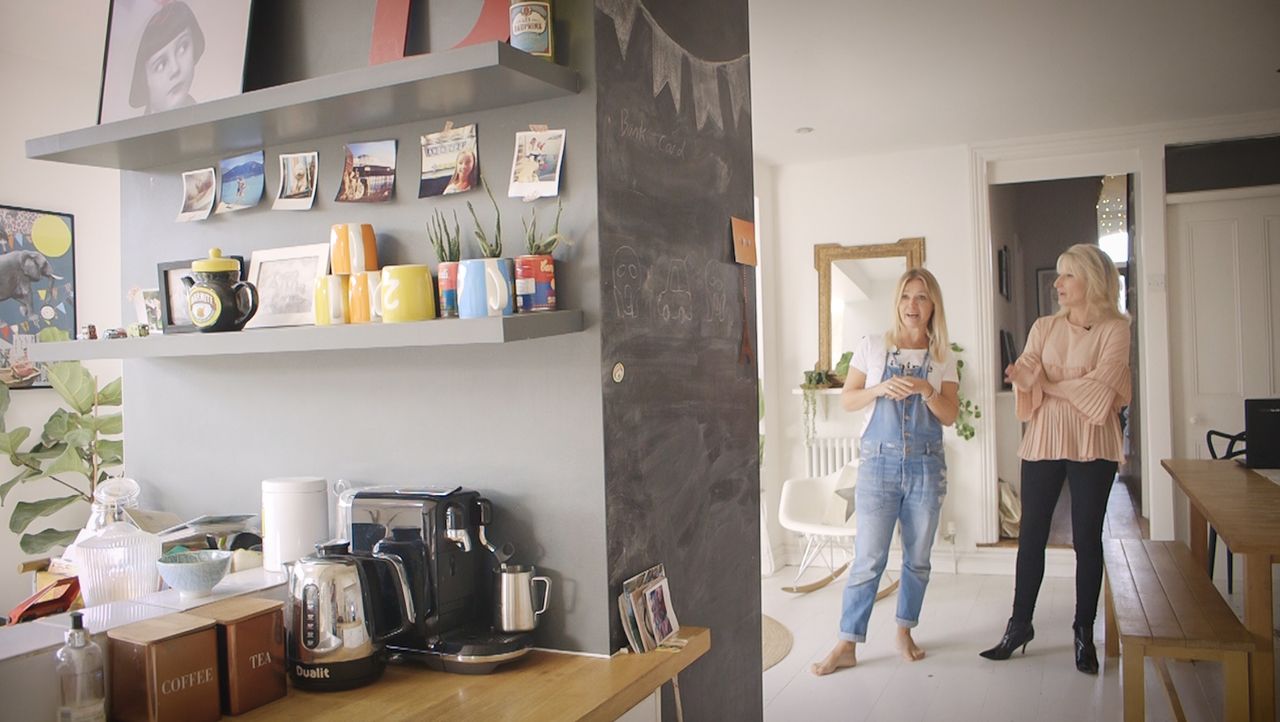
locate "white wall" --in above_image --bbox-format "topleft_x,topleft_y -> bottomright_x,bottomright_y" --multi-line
764,145 -> 984,555
0,1 -> 120,610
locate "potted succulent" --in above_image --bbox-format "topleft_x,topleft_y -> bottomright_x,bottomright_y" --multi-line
461,176 -> 515,318
515,198 -> 564,313
428,209 -> 462,318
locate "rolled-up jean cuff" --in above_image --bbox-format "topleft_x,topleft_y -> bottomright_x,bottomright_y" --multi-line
896,617 -> 919,629
837,632 -> 865,643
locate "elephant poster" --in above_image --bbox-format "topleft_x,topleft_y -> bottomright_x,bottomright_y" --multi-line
0,205 -> 76,389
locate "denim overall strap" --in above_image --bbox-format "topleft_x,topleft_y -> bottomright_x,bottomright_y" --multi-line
862,347 -> 944,450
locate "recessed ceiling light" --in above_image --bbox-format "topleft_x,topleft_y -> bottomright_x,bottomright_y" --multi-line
795,127 -> 814,135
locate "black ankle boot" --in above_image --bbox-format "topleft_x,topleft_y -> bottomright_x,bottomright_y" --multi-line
979,618 -> 1034,660
1073,623 -> 1098,674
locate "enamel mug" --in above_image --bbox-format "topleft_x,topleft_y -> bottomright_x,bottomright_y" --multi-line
457,258 -> 515,319
380,264 -> 436,323
314,275 -> 350,325
329,223 -> 378,275
348,270 -> 382,323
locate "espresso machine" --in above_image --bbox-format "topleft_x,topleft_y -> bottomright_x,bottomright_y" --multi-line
339,486 -> 534,674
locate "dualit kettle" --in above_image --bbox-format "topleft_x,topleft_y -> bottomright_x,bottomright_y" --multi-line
286,540 -> 413,691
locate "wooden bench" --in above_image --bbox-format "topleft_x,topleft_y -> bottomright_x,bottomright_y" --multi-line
1103,539 -> 1255,722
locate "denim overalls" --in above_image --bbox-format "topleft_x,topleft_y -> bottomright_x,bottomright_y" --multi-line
838,347 -> 948,642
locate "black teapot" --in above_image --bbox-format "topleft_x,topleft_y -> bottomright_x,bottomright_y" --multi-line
182,248 -> 258,332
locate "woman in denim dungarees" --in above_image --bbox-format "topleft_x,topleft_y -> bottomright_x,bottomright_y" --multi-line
813,268 -> 960,676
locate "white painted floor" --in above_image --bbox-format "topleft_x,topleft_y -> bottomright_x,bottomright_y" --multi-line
762,566 -> 1280,721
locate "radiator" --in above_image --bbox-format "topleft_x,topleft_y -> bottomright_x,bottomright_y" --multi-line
806,436 -> 858,478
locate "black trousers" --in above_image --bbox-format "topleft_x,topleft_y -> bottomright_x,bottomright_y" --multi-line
1012,458 -> 1118,628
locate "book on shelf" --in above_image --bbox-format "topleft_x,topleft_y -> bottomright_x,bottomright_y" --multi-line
617,562 -> 681,653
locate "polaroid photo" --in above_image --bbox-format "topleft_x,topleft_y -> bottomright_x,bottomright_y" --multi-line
274,151 -> 319,210
128,286 -> 164,334
177,167 -> 216,222
336,140 -> 397,203
642,576 -> 679,646
508,129 -> 565,199
419,124 -> 478,198
214,150 -> 265,213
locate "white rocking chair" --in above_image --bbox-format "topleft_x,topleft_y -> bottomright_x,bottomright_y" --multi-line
778,467 -> 899,598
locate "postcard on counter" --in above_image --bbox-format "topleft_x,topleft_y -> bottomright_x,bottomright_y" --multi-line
215,150 -> 265,214
419,124 -> 478,198
508,129 -> 565,200
642,576 -> 679,646
274,151 -> 319,210
177,168 -> 216,222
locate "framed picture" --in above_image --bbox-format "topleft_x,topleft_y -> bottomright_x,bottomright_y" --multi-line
0,205 -> 76,389
1036,267 -> 1060,317
158,256 -> 244,334
999,330 -> 1017,388
997,246 -> 1010,300
245,244 -> 330,328
98,0 -> 254,124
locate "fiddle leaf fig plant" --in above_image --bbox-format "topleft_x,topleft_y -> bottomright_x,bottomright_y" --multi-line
950,342 -> 982,441
466,175 -> 503,258
0,332 -> 124,555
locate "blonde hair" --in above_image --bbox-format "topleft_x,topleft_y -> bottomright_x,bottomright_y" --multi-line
887,267 -> 949,361
1055,243 -> 1126,322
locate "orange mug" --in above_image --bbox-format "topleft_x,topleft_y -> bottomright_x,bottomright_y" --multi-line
348,270 -> 382,323
330,223 -> 378,275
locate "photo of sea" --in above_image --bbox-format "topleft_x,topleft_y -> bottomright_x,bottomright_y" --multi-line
215,150 -> 265,213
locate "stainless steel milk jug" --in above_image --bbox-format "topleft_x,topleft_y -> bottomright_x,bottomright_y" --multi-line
493,564 -> 551,632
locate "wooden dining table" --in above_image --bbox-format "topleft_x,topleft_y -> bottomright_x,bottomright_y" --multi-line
1163,459 -> 1280,722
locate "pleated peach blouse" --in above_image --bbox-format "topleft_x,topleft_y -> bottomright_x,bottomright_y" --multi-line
1013,315 -> 1131,462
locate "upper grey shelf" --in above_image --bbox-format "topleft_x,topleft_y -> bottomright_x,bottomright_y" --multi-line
27,310 -> 583,362
26,43 -> 579,171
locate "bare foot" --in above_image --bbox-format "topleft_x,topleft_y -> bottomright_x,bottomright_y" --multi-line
896,628 -> 926,662
811,640 -> 857,676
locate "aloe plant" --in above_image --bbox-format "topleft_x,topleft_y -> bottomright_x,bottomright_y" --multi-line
466,176 -> 503,258
0,329 -> 124,554
427,209 -> 461,263
522,198 -> 565,256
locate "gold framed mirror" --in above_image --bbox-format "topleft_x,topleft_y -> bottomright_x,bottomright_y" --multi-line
814,237 -> 926,371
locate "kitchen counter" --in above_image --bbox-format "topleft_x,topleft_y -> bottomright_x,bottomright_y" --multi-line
240,627 -> 709,721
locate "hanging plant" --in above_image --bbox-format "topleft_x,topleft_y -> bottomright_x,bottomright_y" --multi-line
950,342 -> 982,440
800,368 -> 835,446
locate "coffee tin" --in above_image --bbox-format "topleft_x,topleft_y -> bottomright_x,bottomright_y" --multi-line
509,2 -> 553,60
515,255 -> 556,312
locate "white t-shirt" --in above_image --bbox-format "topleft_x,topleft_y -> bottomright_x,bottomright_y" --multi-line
845,334 -> 960,434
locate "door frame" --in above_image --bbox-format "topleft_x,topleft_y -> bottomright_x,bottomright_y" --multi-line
968,111 -> 1280,544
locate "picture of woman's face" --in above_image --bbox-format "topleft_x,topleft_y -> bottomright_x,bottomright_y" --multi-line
145,28 -> 196,112
456,152 -> 476,177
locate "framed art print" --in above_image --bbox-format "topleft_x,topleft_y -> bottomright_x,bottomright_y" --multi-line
98,0 -> 253,124
245,243 -> 330,328
1037,267 -> 1060,317
0,206 -> 76,389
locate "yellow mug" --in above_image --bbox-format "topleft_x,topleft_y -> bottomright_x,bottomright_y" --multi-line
349,270 -> 382,324
380,264 -> 436,323
330,223 -> 378,275
314,275 -> 350,325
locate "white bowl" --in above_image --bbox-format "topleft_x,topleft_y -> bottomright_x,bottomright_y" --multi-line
156,550 -> 233,599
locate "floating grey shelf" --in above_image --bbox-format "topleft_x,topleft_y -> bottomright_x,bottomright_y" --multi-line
26,310 -> 584,362
26,43 -> 579,170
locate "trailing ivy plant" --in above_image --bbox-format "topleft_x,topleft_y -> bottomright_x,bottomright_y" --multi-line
0,337 -> 123,554
950,342 -> 981,441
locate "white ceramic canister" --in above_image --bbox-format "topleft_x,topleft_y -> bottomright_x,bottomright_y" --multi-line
261,477 -> 329,573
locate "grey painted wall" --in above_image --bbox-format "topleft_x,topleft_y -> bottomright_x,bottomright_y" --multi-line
120,0 -> 611,654
595,0 -> 762,719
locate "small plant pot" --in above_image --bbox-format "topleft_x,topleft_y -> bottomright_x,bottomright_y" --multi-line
515,254 -> 556,312
437,261 -> 459,318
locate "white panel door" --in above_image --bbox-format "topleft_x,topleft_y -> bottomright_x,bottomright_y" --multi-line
1168,194 -> 1280,461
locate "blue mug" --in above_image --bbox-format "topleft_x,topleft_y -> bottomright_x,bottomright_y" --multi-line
457,258 -> 515,318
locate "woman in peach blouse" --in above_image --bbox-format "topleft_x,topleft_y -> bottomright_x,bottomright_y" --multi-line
979,243 -> 1130,675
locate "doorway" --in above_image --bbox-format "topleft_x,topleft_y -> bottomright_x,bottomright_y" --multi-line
989,175 -> 1144,546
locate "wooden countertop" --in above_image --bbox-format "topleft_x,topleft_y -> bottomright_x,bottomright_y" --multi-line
239,627 -> 709,721
1162,458 -> 1280,554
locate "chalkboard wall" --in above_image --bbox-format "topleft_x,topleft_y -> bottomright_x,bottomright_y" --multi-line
595,0 -> 761,719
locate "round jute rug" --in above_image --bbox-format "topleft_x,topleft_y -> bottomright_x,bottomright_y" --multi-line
762,614 -> 793,671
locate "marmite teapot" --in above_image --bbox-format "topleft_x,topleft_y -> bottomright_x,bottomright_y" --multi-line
182,248 -> 258,332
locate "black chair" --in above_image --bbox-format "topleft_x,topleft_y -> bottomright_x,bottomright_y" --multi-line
1205,429 -> 1245,594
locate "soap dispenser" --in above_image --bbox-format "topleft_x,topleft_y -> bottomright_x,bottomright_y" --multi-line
55,611 -> 106,722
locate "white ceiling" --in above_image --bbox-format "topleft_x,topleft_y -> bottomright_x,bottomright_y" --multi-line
748,0 -> 1280,164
